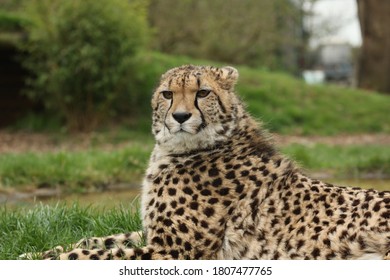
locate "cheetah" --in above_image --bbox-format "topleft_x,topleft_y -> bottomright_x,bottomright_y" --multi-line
25,65 -> 390,260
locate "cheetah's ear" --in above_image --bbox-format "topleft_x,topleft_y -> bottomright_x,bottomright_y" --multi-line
217,66 -> 239,90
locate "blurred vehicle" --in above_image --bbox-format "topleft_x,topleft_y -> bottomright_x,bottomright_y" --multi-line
319,43 -> 353,83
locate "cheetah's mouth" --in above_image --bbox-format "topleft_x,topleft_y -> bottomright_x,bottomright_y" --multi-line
177,128 -> 190,133
176,125 -> 196,134
164,118 -> 207,136
169,124 -> 204,135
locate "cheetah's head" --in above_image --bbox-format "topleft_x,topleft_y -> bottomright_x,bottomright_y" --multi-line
151,65 -> 242,153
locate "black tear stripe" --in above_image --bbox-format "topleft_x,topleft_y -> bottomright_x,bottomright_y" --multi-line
216,95 -> 227,114
164,99 -> 173,132
194,98 -> 206,132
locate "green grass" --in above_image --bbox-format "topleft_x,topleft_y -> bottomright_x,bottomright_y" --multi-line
0,202 -> 142,260
236,67 -> 390,135
282,144 -> 390,178
0,144 -> 152,191
1,141 -> 389,192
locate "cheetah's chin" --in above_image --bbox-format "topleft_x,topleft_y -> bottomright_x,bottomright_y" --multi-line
156,124 -> 225,154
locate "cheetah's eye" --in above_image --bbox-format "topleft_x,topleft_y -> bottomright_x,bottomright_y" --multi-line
161,91 -> 173,100
196,89 -> 211,98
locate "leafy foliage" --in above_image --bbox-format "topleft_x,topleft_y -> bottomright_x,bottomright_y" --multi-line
19,0 -> 149,131
0,11 -> 28,32
149,0 -> 303,72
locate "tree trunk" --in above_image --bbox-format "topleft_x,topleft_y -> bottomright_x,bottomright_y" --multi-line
357,0 -> 390,94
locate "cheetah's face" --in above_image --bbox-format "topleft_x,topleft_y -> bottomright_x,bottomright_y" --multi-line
151,65 -> 239,152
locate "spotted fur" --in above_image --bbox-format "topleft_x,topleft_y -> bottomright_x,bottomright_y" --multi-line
25,65 -> 390,260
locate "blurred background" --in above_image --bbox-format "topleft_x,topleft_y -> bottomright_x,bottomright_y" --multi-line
0,0 -> 389,208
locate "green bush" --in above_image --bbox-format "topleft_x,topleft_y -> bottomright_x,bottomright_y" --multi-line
0,11 -> 28,32
149,0 -> 302,72
19,0 -> 149,131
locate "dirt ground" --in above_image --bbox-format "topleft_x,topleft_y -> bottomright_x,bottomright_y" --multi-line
0,130 -> 389,154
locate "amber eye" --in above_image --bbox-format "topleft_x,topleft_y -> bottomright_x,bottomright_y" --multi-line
161,91 -> 173,100
196,89 -> 210,98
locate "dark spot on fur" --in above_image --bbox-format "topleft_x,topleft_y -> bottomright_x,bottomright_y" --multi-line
297,240 -> 305,250
90,254 -> 99,260
199,166 -> 207,172
179,223 -> 189,233
212,178 -> 222,187
183,187 -> 193,195
337,195 -> 345,205
292,207 -> 301,215
200,189 -> 212,196
82,250 -> 90,255
225,171 -> 236,179
203,207 -> 215,217
141,253 -> 151,260
158,203 -> 167,212
116,249 -> 125,258
208,168 -> 219,177
190,201 -> 199,210
326,209 -> 333,216
166,235 -> 173,246
175,208 -> 184,215
68,253 -> 79,260
104,238 -> 115,249
381,211 -> 390,219
153,177 -> 161,184
219,188 -> 230,196
152,236 -> 164,246
373,202 -> 381,212
311,248 -> 321,258
184,242 -> 192,251
168,188 -> 176,196
192,174 -> 201,182
170,250 -> 179,259
297,226 -> 305,235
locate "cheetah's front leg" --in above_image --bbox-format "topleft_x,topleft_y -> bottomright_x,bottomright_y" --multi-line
56,245 -> 172,260
20,231 -> 144,260
73,231 -> 144,250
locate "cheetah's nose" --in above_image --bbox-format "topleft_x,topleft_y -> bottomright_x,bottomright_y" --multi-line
172,112 -> 192,124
